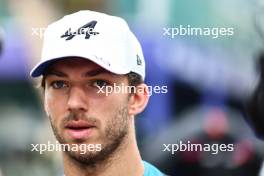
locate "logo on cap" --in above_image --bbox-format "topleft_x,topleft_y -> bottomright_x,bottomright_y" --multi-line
61,20 -> 99,40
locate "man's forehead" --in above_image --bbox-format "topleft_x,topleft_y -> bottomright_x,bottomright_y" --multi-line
50,57 -> 101,69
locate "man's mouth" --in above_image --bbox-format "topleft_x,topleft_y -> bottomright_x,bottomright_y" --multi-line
65,121 -> 95,139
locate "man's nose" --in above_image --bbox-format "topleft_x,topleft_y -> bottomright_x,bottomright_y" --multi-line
67,86 -> 88,112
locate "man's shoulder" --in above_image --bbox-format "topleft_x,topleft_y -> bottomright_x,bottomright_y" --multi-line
143,161 -> 167,176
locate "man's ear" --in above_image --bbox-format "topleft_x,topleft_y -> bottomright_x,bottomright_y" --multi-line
128,83 -> 149,116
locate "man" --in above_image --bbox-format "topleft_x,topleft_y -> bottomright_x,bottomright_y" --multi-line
30,10 -> 165,176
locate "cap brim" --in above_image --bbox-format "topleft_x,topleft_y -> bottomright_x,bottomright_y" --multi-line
30,55 -> 130,77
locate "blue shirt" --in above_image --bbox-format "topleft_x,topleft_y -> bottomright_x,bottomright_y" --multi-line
143,161 -> 165,176
62,161 -> 165,176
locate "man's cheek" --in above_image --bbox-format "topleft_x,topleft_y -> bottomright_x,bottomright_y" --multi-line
47,105 -> 63,133
46,96 -> 66,118
50,115 -> 63,137
45,94 -> 59,116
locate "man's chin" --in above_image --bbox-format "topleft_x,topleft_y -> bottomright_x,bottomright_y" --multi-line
65,146 -> 105,166
67,152 -> 93,164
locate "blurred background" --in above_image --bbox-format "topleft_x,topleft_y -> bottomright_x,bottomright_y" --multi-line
1,0 -> 264,175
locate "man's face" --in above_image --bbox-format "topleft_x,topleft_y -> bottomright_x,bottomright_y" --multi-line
44,57 -> 131,164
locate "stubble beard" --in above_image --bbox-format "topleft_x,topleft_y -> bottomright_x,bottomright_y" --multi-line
49,106 -> 130,167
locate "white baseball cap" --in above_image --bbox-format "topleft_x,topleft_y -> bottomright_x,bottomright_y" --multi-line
30,10 -> 145,80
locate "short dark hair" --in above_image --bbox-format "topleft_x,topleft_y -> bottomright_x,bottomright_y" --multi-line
127,72 -> 143,87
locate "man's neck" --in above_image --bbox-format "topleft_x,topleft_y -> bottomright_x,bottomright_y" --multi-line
63,128 -> 144,176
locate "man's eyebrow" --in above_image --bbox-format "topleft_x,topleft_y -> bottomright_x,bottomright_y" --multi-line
44,68 -> 109,77
45,70 -> 68,77
83,68 -> 109,77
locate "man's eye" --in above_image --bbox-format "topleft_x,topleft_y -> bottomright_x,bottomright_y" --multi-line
92,80 -> 109,88
50,81 -> 67,89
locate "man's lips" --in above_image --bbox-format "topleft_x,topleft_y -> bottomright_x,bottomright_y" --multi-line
65,121 -> 95,129
65,121 -> 96,139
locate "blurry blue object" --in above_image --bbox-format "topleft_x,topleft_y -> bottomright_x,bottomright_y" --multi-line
0,27 -> 3,56
133,26 -> 174,137
0,22 -> 30,80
